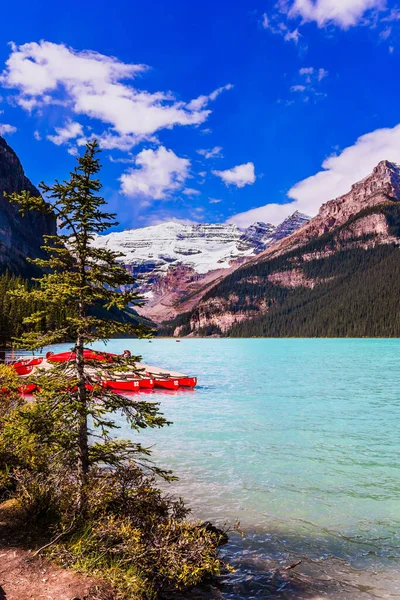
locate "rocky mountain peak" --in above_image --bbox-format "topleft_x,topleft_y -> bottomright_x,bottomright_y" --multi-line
273,211 -> 310,241
249,158 -> 400,266
291,210 -> 309,219
318,159 -> 400,225
372,159 -> 400,175
348,159 -> 400,200
242,221 -> 276,251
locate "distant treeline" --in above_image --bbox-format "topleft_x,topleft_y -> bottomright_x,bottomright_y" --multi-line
160,203 -> 400,338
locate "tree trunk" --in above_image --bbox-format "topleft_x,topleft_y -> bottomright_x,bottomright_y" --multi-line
76,330 -> 89,507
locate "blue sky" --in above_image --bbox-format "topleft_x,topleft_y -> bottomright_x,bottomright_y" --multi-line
1,0 -> 400,231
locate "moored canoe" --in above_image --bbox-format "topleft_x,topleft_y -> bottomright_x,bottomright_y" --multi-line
14,364 -> 35,376
176,377 -> 197,388
101,379 -> 141,391
138,363 -> 197,389
11,357 -> 43,369
138,378 -> 154,389
153,378 -> 180,390
47,350 -> 119,363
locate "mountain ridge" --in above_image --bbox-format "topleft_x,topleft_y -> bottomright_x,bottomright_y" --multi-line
92,211 -> 310,322
161,159 -> 400,337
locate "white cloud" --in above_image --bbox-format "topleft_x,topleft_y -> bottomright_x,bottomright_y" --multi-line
229,203 -> 295,227
380,26 -> 392,38
284,28 -> 302,42
261,12 -> 302,43
290,66 -> 328,100
263,0 -> 392,45
299,67 -> 314,76
182,188 -> 201,196
213,162 -> 256,188
210,84 -> 234,100
96,131 -> 157,151
382,7 -> 400,21
67,147 -> 79,156
47,119 -> 83,145
1,41 -> 232,151
187,84 -> 233,111
262,12 -> 271,28
209,198 -> 222,204
197,146 -> 223,159
33,129 -> 41,141
120,146 -> 190,200
0,123 -> 16,135
229,122 -> 400,227
318,67 -> 329,81
284,0 -> 385,28
287,123 -> 400,213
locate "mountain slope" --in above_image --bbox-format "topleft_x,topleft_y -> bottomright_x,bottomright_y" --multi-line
0,137 -> 56,274
161,161 -> 400,337
92,212 -> 309,322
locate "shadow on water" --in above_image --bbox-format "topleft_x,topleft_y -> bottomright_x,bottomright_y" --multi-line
176,527 -> 400,600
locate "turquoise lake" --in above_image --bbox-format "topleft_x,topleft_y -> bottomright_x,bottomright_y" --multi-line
41,338 -> 400,598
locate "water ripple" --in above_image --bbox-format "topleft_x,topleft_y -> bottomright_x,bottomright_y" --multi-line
41,338 -> 400,599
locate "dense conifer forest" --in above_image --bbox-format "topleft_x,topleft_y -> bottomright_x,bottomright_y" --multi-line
0,272 -> 64,347
0,272 -> 152,347
161,203 -> 400,338
228,244 -> 400,337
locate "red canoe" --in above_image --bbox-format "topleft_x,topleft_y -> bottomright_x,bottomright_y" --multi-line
1,383 -> 38,394
12,357 -> 43,370
176,377 -> 197,388
138,378 -> 155,389
153,378 -> 180,391
137,363 -> 197,390
102,379 -> 141,392
13,364 -> 35,376
47,349 -> 119,363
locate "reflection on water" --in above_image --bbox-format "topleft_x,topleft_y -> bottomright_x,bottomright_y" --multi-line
29,338 -> 400,599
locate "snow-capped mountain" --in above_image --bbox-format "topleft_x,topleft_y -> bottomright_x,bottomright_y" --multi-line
92,212 -> 309,321
93,222 -> 262,276
93,212 -> 309,280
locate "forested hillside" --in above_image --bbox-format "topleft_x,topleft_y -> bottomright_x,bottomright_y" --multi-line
161,202 -> 400,337
228,244 -> 400,337
0,272 -> 64,346
0,272 -> 153,347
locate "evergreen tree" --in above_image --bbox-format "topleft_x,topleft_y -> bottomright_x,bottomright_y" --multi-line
6,141 -> 168,507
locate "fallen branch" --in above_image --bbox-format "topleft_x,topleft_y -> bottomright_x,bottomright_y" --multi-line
32,521 -> 76,557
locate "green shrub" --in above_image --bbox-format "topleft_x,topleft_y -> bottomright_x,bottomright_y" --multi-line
13,464 -> 225,599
